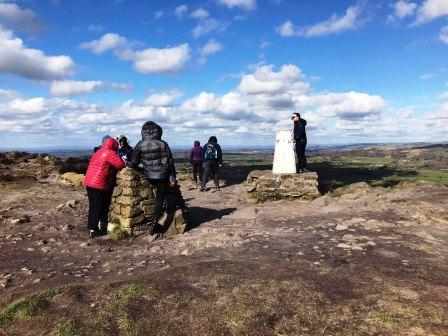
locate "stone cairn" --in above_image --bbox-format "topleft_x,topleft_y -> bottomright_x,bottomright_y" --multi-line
108,167 -> 188,236
246,170 -> 320,201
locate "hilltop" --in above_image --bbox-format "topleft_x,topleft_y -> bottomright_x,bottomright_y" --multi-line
0,145 -> 447,335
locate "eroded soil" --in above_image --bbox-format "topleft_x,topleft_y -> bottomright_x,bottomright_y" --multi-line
0,172 -> 447,335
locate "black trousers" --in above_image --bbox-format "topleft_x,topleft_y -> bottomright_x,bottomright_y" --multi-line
192,161 -> 203,183
201,161 -> 219,188
87,187 -> 112,231
295,139 -> 307,170
148,178 -> 169,223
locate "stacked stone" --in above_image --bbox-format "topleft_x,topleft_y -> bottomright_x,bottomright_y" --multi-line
108,168 -> 156,234
246,170 -> 321,201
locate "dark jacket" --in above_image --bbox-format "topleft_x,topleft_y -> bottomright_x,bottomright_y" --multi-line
189,141 -> 202,163
293,118 -> 307,142
201,137 -> 222,163
117,145 -> 133,162
130,121 -> 175,180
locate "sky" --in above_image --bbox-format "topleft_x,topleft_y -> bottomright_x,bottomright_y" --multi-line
0,0 -> 447,149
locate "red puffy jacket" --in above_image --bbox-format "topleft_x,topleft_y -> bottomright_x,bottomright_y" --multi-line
83,138 -> 126,191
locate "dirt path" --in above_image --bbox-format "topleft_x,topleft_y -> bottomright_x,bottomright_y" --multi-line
1,178 -> 448,335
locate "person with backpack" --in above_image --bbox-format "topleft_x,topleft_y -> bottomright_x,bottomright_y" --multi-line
84,137 -> 126,238
189,140 -> 203,184
200,136 -> 222,191
130,121 -> 176,235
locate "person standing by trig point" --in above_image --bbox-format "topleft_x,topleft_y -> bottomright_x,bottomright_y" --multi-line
292,112 -> 308,173
200,136 -> 222,191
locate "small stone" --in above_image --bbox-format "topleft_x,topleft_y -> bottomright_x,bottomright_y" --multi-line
180,249 -> 189,256
351,245 -> 363,251
337,243 -> 351,249
62,224 -> 75,231
79,242 -> 91,248
10,219 -> 21,225
66,200 -> 79,208
297,251 -> 304,256
335,224 -> 348,231
56,204 -> 65,210
33,278 -> 42,283
366,241 -> 376,247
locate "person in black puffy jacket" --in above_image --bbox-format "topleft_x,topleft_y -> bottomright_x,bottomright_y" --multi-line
130,121 -> 176,234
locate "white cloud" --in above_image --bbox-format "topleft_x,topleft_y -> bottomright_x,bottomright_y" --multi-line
50,80 -> 131,97
191,8 -> 209,19
175,5 -> 188,19
276,20 -> 295,37
144,90 -> 182,107
200,39 -> 223,56
299,4 -> 364,37
79,33 -> 128,54
181,92 -> 217,113
133,44 -> 190,74
238,64 -> 305,94
0,27 -> 75,80
87,24 -> 104,33
389,1 -> 417,21
415,0 -> 448,24
218,0 -> 257,11
0,2 -> 44,33
440,25 -> 448,44
192,18 -> 227,38
154,10 -> 164,19
420,73 -> 434,80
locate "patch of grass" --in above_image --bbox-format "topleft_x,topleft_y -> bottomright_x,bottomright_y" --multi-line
54,317 -> 85,336
247,192 -> 270,202
111,223 -> 130,240
0,288 -> 58,325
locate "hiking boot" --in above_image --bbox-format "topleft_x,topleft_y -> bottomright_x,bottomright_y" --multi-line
89,230 -> 101,238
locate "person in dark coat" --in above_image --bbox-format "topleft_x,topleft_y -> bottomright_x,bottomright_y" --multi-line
292,112 -> 308,172
116,134 -> 133,163
189,140 -> 203,184
200,136 -> 222,191
84,137 -> 126,238
130,121 -> 176,234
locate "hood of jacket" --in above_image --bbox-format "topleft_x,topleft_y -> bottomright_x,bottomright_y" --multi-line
208,136 -> 217,144
194,140 -> 200,147
141,121 -> 162,140
103,137 -> 119,151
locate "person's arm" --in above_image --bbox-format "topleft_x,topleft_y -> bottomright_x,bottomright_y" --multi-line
129,142 -> 141,169
201,146 -> 206,160
302,119 -> 307,127
165,144 -> 177,183
107,151 -> 126,170
217,144 -> 223,164
189,148 -> 194,164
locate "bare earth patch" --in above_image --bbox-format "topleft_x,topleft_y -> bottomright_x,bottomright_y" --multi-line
1,172 -> 448,335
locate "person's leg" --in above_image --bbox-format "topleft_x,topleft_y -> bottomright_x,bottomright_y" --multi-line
213,162 -> 220,188
192,162 -> 198,183
149,179 -> 169,233
198,162 -> 203,182
99,191 -> 112,233
296,141 -> 306,171
87,187 -> 105,232
201,162 -> 212,190
302,140 -> 307,171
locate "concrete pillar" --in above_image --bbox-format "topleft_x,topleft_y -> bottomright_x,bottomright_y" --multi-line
272,130 -> 296,174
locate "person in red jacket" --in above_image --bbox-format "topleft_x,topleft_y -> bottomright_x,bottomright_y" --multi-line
83,137 -> 125,238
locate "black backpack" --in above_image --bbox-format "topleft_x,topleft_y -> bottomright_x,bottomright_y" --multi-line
203,143 -> 217,160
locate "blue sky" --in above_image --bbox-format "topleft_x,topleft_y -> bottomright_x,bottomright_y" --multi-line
0,0 -> 447,148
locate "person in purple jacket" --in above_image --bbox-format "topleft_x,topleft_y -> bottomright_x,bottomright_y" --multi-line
189,140 -> 203,184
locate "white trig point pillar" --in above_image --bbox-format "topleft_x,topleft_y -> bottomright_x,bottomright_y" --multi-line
272,130 -> 296,174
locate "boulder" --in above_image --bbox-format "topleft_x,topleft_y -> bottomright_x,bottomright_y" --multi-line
246,170 -> 320,201
60,172 -> 84,187
330,182 -> 371,197
159,208 -> 189,237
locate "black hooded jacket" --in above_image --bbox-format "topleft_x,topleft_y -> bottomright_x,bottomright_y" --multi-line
130,121 -> 175,180
293,119 -> 307,142
201,136 -> 223,163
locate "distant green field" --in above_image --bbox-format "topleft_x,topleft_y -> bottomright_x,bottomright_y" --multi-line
175,146 -> 448,192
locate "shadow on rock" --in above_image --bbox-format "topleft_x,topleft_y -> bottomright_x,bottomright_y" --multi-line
187,206 -> 237,230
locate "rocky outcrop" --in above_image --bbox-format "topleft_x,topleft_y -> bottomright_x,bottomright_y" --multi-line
246,170 -> 320,201
108,168 -> 188,236
330,182 -> 372,197
60,172 -> 84,187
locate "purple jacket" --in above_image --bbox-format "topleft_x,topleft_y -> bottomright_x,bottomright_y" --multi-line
190,141 -> 202,163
